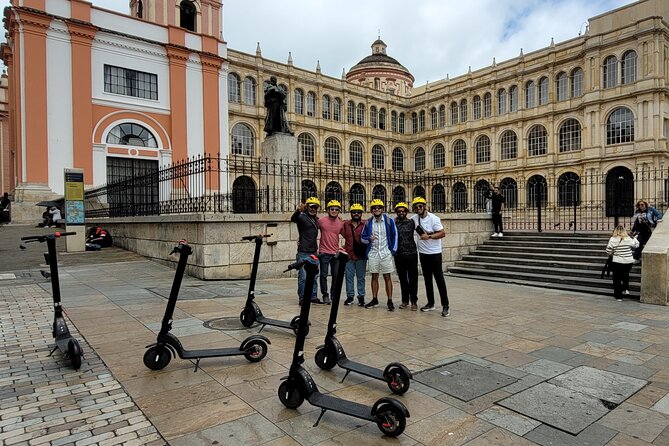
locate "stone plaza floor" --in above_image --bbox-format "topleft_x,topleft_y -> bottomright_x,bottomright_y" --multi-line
2,224 -> 669,445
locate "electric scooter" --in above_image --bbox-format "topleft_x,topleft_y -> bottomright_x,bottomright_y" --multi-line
314,252 -> 412,395
20,231 -> 83,371
143,241 -> 270,371
278,253 -> 409,437
239,234 -> 309,336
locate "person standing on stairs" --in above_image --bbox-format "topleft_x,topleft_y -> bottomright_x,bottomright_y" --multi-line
491,186 -> 505,237
606,224 -> 639,301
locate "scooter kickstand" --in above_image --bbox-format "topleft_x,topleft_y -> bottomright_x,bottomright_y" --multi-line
313,408 -> 327,427
48,346 -> 58,357
258,324 -> 265,334
340,369 -> 351,383
191,358 -> 201,372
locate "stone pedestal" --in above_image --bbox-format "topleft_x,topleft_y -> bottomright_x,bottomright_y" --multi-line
65,225 -> 86,252
262,133 -> 298,163
261,134 -> 299,209
11,183 -> 59,224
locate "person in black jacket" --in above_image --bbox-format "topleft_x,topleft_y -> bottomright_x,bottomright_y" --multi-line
394,202 -> 419,311
290,197 -> 321,305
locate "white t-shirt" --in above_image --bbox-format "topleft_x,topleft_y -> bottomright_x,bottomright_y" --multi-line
412,212 -> 443,255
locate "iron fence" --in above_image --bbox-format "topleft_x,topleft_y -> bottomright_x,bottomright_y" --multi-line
84,155 -> 667,232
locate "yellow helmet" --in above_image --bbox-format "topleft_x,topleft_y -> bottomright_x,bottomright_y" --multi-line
411,197 -> 427,207
350,203 -> 364,212
370,199 -> 385,208
305,197 -> 321,207
326,199 -> 342,209
394,202 -> 409,211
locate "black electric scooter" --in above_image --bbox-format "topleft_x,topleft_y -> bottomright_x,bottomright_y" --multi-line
143,241 -> 270,371
21,231 -> 83,371
278,254 -> 409,437
239,234 -> 309,336
315,252 -> 412,395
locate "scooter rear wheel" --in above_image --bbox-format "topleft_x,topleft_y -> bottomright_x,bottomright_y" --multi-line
243,339 -> 268,362
376,404 -> 406,437
240,308 -> 255,328
143,346 -> 171,370
278,380 -> 304,409
314,346 -> 337,370
290,316 -> 309,337
385,366 -> 410,395
68,339 -> 82,371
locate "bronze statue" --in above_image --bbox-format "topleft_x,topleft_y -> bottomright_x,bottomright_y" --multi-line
263,76 -> 293,136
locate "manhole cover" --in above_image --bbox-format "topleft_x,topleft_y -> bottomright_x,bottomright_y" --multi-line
414,360 -> 517,401
204,316 -> 251,331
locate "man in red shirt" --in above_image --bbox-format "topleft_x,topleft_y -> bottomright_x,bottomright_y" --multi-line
341,203 -> 367,306
317,199 -> 345,305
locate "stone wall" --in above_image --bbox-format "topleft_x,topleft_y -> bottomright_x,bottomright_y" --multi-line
640,218 -> 668,305
90,213 -> 494,280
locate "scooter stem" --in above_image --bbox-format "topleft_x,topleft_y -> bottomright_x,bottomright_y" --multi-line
292,260 -> 318,366
246,237 -> 263,302
46,236 -> 62,308
325,252 -> 348,337
160,243 -> 192,336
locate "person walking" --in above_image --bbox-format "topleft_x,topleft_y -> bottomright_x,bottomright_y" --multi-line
631,200 -> 663,263
606,224 -> 639,301
490,186 -> 505,237
317,199 -> 345,305
394,202 -> 419,311
361,199 -> 397,311
411,197 -> 450,317
290,196 -> 321,305
341,203 -> 367,307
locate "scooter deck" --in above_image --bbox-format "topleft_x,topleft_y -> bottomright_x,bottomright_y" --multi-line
180,348 -> 242,359
258,317 -> 293,329
338,358 -> 384,380
309,392 -> 374,421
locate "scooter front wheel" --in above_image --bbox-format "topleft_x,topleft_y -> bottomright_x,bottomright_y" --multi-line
314,346 -> 337,370
278,380 -> 304,409
143,346 -> 171,370
240,308 -> 255,328
376,404 -> 406,437
243,339 -> 268,362
290,316 -> 309,337
68,339 -> 82,371
386,366 -> 410,395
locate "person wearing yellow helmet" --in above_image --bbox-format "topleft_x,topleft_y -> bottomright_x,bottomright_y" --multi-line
341,203 -> 367,306
394,202 -> 419,310
361,198 -> 398,311
316,198 -> 345,304
291,197 -> 322,304
411,197 -> 450,317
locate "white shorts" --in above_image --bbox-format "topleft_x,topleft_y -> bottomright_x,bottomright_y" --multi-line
367,255 -> 394,274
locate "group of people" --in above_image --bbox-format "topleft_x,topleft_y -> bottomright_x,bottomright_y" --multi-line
606,200 -> 663,301
39,206 -> 62,228
291,197 -> 450,317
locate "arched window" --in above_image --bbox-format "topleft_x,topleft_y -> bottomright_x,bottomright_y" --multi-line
570,68 -> 583,97
474,180 -> 490,211
473,96 -> 481,120
179,0 -> 196,32
603,56 -> 618,88
322,95 -> 331,119
439,105 -> 446,127
414,147 -> 426,171
306,92 -> 316,117
500,130 -> 517,160
430,107 -> 438,129
398,113 -> 405,133
242,77 -> 256,105
451,182 -> 467,211
557,172 -> 581,207
433,143 -> 445,169
392,148 -> 404,171
497,89 -> 507,114
333,97 -> 341,121
324,137 -> 341,165
349,183 -> 365,206
453,140 -> 467,166
499,177 -> 517,209
412,112 -> 419,133
556,72 -> 568,101
391,111 -> 398,132
349,141 -> 364,167
371,144 -> 385,170
392,186 -> 406,205
301,180 -> 317,202
432,184 -> 446,212
538,77 -> 549,105
475,135 -> 491,163
325,181 -> 342,203
298,133 -> 315,163
228,73 -> 240,103
419,110 -> 426,131
527,175 -> 548,209
372,184 -> 386,203
606,107 -> 634,144
347,100 -> 355,124
367,105 -> 376,129
509,86 -> 518,112
294,89 -> 304,115
621,50 -> 637,84
230,123 -> 254,156
483,93 -> 492,118
559,119 -> 581,152
378,108 -> 386,130
136,0 -> 143,18
106,122 -> 158,147
459,99 -> 468,122
525,81 -> 535,108
232,176 -> 256,213
413,186 -> 426,201
528,125 -> 548,156
356,103 -> 365,126
450,102 -> 458,125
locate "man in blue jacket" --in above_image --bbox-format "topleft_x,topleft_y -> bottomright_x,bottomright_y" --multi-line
361,199 -> 398,311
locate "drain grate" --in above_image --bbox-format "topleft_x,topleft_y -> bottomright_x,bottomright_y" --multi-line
204,316 -> 250,331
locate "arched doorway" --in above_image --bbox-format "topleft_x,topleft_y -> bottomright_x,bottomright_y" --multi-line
605,166 -> 634,217
232,176 -> 256,213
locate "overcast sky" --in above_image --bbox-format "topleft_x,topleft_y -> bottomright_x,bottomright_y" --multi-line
1,0 -> 635,84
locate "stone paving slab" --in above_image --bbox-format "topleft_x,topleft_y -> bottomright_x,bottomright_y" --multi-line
548,366 -> 647,405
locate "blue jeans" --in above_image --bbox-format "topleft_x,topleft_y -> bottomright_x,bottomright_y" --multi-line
345,259 -> 367,299
319,253 -> 339,299
296,252 -> 318,301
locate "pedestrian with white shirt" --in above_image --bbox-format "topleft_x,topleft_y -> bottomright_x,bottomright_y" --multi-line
361,199 -> 398,311
411,197 -> 450,317
605,224 -> 639,301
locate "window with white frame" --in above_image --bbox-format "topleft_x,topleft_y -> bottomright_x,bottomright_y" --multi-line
378,108 -> 386,130
392,147 -> 404,171
349,141 -> 364,167
453,140 -> 467,166
525,81 -> 535,108
430,107 -> 438,129
322,95 -> 331,119
439,105 -> 446,127
306,92 -> 316,117
475,135 -> 491,163
231,123 -> 254,156
473,96 -> 481,120
509,86 -> 518,112
391,111 -> 398,132
539,77 -> 549,105
227,72 -> 240,103
370,106 -> 378,128
497,89 -> 507,114
419,110 -> 426,131
398,113 -> 405,133
433,143 -> 445,169
460,99 -> 467,122
372,144 -> 385,169
603,56 -> 618,88
559,119 -> 581,152
347,101 -> 355,124
294,89 -> 304,114
356,103 -> 365,126
414,147 -> 425,171
570,68 -> 583,97
621,50 -> 637,84
104,64 -> 158,101
528,125 -> 548,156
500,130 -> 517,160
106,122 -> 158,147
298,133 -> 315,162
556,72 -> 568,101
243,77 -> 256,105
483,93 -> 492,117
606,107 -> 634,145
333,97 -> 341,121
450,102 -> 458,125
324,137 -> 341,165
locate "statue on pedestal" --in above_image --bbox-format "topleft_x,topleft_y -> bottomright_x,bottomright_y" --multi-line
263,76 -> 293,136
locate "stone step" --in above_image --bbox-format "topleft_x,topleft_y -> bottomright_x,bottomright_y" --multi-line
474,245 -> 611,258
501,231 -> 611,239
459,255 -> 641,273
452,260 -> 641,280
467,250 -> 609,262
482,239 -> 609,250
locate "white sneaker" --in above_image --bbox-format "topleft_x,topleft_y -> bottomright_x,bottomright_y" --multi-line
622,290 -> 630,295
492,233 -> 499,237
498,233 -> 503,237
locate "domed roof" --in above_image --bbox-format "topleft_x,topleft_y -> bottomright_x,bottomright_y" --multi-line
347,39 -> 414,82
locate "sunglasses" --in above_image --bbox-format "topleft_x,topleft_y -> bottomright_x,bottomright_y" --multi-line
351,211 -> 362,215
308,205 -> 319,209
328,207 -> 341,212
371,206 -> 383,211
413,204 -> 425,209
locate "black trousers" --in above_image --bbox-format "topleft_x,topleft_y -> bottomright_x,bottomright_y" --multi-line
611,262 -> 632,299
395,253 -> 418,304
634,230 -> 651,260
419,253 -> 449,308
492,212 -> 503,233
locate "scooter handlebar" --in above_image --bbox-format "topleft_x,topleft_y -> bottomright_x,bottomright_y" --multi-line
169,239 -> 191,255
241,234 -> 272,241
21,231 -> 77,242
284,254 -> 320,272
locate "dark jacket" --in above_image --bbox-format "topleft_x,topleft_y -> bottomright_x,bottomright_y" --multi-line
291,210 -> 319,253
394,217 -> 417,256
342,220 -> 367,261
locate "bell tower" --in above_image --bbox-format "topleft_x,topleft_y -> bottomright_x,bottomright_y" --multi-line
129,0 -> 223,39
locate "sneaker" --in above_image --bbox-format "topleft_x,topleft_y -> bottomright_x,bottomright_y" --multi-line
365,298 -> 379,309
411,303 -> 418,311
491,233 -> 498,237
498,233 -> 503,237
398,302 -> 409,309
344,297 -> 354,305
420,304 -> 435,312
322,297 -> 331,305
616,298 -> 623,302
622,290 -> 630,295
387,300 -> 395,311
311,298 -> 322,304
358,297 -> 366,307
441,307 -> 450,317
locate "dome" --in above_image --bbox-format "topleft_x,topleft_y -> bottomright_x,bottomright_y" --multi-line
346,39 -> 414,96
347,39 -> 414,82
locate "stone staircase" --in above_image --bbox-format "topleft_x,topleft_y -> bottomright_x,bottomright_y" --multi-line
447,231 -> 640,298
